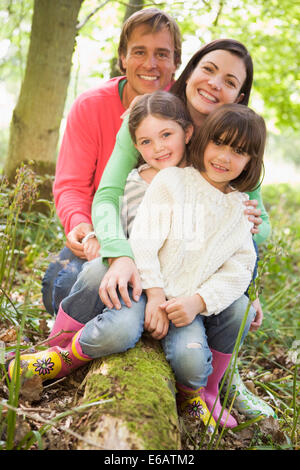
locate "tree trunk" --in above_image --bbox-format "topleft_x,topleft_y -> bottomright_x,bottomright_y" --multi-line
74,336 -> 181,450
4,0 -> 84,182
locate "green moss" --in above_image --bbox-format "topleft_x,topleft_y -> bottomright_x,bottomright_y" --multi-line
81,337 -> 181,450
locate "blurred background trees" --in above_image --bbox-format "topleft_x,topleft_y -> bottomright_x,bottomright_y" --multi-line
0,0 -> 299,180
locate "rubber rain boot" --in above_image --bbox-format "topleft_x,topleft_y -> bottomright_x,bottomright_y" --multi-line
205,349 -> 238,428
8,328 -> 91,382
222,361 -> 277,419
47,303 -> 84,348
176,382 -> 216,434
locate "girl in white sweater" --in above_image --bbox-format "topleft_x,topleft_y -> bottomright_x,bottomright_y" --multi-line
127,92 -> 266,431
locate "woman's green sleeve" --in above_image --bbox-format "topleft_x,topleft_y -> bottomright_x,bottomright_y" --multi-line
92,114 -> 139,263
246,185 -> 271,245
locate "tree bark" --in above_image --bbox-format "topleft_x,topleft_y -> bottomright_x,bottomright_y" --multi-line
4,0 -> 84,181
74,336 -> 181,450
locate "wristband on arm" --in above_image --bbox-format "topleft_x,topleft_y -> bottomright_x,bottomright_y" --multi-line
81,231 -> 96,244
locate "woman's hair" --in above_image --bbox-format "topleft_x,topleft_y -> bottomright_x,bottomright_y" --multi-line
171,38 -> 253,106
189,103 -> 266,192
128,90 -> 193,143
118,8 -> 182,72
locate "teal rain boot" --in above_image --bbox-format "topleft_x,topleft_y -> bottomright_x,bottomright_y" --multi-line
223,362 -> 277,419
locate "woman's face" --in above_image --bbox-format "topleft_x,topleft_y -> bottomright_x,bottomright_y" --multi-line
185,49 -> 247,127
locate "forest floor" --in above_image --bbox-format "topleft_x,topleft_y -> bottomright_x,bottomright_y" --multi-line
0,313 -> 295,451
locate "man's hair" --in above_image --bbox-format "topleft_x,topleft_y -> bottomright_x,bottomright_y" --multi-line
118,8 -> 182,72
189,103 -> 266,192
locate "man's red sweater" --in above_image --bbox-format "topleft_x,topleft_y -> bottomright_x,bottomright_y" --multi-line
53,76 -> 126,235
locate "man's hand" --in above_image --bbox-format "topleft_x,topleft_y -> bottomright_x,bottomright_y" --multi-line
66,222 -> 94,258
244,199 -> 262,235
160,294 -> 206,328
99,257 -> 142,309
145,288 -> 169,340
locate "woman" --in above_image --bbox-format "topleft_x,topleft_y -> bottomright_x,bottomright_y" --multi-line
91,39 -> 274,419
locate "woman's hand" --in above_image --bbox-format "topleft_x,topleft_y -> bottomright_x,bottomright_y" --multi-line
145,288 -> 169,340
244,199 -> 262,234
99,257 -> 142,310
160,294 -> 205,328
250,295 -> 263,331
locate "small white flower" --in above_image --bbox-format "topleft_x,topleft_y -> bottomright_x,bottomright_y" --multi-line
288,340 -> 300,365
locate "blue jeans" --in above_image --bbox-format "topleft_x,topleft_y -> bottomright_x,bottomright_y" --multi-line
61,257 -> 108,323
42,247 -> 86,315
60,257 -> 145,359
161,295 -> 255,389
79,289 -> 145,358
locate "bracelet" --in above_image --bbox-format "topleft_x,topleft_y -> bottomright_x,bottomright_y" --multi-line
81,231 -> 96,244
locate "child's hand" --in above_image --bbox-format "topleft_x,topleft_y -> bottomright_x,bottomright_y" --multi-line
145,288 -> 169,340
83,237 -> 100,261
160,294 -> 205,328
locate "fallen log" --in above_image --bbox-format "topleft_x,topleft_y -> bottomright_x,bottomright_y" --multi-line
74,335 -> 181,450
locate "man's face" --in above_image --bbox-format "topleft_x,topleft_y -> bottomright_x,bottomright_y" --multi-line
121,24 -> 177,104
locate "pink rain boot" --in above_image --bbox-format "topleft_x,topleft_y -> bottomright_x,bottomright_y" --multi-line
205,349 -> 238,428
8,328 -> 91,382
47,304 -> 84,348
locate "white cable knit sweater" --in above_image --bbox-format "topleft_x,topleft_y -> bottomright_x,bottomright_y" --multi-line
130,166 -> 257,316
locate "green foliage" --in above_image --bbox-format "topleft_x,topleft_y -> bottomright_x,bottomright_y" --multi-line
170,0 -> 300,131
0,164 -> 64,328
0,0 -> 33,89
0,165 -> 38,319
240,183 -> 300,448
267,132 -> 300,167
1,0 -> 299,132
245,183 -> 300,353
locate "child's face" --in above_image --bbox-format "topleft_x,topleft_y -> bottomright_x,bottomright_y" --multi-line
134,114 -> 193,172
202,135 -> 250,192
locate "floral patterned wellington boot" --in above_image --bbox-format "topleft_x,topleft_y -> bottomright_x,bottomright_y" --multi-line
222,362 -> 277,419
176,382 -> 216,434
7,329 -> 91,382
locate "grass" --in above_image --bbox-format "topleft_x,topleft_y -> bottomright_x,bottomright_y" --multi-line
0,167 -> 299,450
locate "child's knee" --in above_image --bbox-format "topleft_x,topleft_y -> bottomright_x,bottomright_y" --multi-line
171,343 -> 212,389
79,308 -> 144,358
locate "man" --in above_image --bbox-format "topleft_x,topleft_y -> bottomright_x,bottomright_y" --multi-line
42,8 -> 182,314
